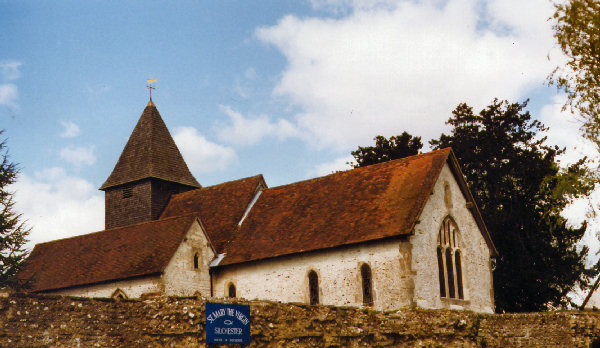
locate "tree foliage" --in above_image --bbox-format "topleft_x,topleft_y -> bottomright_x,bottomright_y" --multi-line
351,132 -> 422,168
0,132 -> 30,289
550,0 -> 600,142
430,99 -> 597,312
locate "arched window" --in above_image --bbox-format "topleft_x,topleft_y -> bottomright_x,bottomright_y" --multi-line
228,283 -> 236,298
308,270 -> 319,305
437,216 -> 464,299
193,253 -> 199,269
361,263 -> 373,306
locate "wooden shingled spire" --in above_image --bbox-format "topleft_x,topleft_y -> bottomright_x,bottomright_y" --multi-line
100,102 -> 200,190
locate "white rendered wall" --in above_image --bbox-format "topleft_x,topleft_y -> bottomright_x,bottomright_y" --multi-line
410,163 -> 494,313
213,238 -> 414,311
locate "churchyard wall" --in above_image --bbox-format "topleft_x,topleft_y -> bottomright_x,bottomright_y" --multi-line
1,293 -> 599,347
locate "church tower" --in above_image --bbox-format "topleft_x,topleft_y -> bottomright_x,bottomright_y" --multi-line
100,100 -> 201,229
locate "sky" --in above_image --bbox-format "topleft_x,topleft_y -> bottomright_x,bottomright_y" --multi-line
1,0 -> 599,273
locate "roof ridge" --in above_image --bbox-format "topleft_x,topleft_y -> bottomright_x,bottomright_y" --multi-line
268,148 -> 451,191
34,213 -> 199,246
204,174 -> 264,189
169,174 -> 265,200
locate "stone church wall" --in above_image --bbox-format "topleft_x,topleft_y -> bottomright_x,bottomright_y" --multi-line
1,294 -> 599,347
162,220 -> 214,297
213,238 -> 414,311
410,163 -> 494,313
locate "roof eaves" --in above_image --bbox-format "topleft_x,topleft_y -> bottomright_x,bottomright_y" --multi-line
30,272 -> 162,294
100,175 -> 201,191
218,234 -> 411,268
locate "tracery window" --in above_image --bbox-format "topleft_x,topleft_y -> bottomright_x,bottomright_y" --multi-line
308,270 -> 319,305
437,216 -> 464,299
361,263 -> 374,306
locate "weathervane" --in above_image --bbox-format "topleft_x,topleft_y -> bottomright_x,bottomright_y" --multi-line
146,78 -> 157,101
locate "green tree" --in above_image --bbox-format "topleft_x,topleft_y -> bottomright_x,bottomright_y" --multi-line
430,99 -> 597,312
0,131 -> 30,289
351,132 -> 423,168
550,0 -> 600,142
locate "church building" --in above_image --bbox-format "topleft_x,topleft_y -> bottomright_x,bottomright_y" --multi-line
20,100 -> 497,313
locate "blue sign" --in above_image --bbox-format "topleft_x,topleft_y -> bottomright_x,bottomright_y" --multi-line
205,302 -> 251,345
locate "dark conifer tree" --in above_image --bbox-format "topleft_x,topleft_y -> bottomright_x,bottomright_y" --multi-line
351,131 -> 422,168
431,99 -> 598,312
0,131 -> 30,289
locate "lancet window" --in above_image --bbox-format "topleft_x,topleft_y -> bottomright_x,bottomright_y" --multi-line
308,270 -> 319,305
193,253 -> 200,269
361,263 -> 374,306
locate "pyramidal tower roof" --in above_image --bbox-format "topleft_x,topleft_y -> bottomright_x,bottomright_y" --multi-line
100,101 -> 201,190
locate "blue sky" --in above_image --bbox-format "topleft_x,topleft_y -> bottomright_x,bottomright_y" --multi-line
1,0 -> 598,255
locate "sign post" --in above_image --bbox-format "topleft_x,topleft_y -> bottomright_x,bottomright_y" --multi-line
205,302 -> 251,347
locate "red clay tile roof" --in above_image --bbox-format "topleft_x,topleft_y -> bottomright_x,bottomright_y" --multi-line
100,103 -> 200,190
220,148 -> 496,266
160,175 -> 266,252
20,214 -> 199,293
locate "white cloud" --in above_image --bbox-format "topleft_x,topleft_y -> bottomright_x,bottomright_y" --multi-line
10,167 -> 104,248
60,121 -> 81,138
539,95 -> 598,166
307,155 -> 355,178
60,145 -> 96,167
0,60 -> 22,81
562,185 -> 600,269
217,105 -> 300,146
174,126 -> 237,173
256,0 -> 559,150
0,84 -> 18,107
